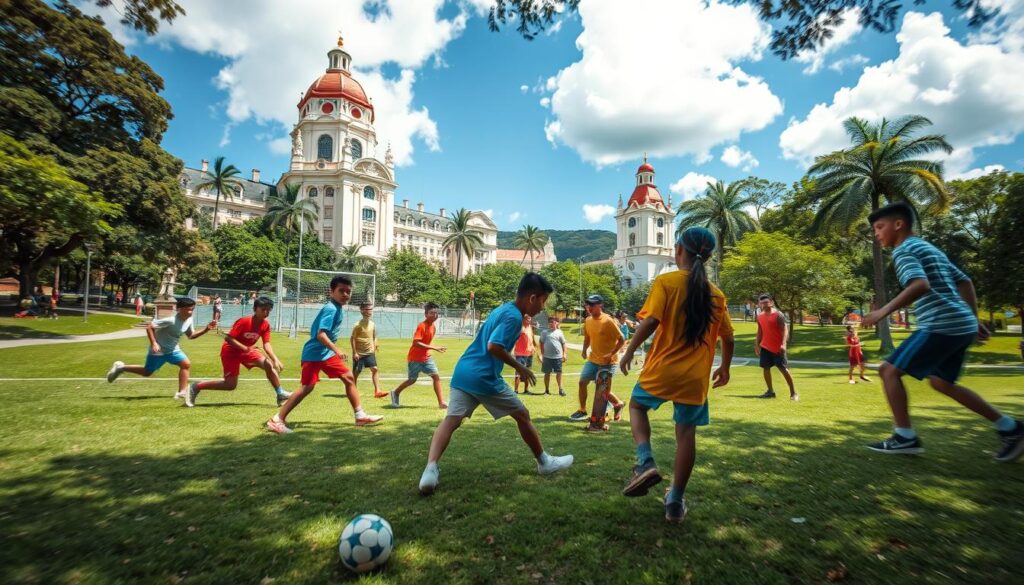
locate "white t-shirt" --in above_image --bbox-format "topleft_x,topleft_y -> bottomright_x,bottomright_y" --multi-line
540,328 -> 567,359
150,314 -> 194,354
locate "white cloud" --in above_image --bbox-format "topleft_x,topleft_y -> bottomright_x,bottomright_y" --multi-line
828,54 -> 870,73
520,84 -> 529,93
582,204 -> 616,224
669,172 -> 717,199
539,97 -> 551,107
951,164 -> 1006,180
546,20 -> 563,35
780,11 -> 1024,175
508,211 -> 523,222
541,0 -> 782,166
720,145 -> 759,171
97,0 -> 469,166
794,9 -> 864,74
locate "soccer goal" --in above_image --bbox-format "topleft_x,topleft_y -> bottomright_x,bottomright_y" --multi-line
275,268 -> 376,337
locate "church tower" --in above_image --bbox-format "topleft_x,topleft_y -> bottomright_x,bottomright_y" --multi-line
612,156 -> 676,288
278,35 -> 397,259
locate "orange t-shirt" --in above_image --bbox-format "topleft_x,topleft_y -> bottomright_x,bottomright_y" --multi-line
636,271 -> 734,405
757,310 -> 786,353
407,320 -> 436,362
584,312 -> 624,365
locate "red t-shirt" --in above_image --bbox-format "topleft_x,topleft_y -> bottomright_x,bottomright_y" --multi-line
224,315 -> 270,353
514,328 -> 534,357
846,333 -> 863,357
407,321 -> 436,362
757,311 -> 786,353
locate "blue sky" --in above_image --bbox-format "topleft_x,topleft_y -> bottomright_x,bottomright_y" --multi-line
98,0 -> 1024,232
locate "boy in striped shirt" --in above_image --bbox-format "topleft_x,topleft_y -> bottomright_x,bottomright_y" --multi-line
862,203 -> 1022,462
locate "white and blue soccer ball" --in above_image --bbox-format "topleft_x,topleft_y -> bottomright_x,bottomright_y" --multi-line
338,513 -> 394,573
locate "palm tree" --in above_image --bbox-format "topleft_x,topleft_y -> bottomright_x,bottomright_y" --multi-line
807,115 -> 952,352
513,224 -> 548,271
335,243 -> 377,274
676,180 -> 759,284
266,183 -> 319,264
193,156 -> 242,230
443,208 -> 485,283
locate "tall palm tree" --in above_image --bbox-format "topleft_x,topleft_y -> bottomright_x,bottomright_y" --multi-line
807,115 -> 952,352
513,224 -> 548,271
265,182 -> 319,264
193,156 -> 242,230
676,180 -> 759,284
335,243 -> 377,274
443,208 -> 485,283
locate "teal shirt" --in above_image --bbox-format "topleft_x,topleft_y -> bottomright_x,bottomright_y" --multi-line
893,236 -> 977,336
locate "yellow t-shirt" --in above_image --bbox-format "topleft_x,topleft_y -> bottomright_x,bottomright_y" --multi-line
351,319 -> 376,355
637,270 -> 734,405
584,312 -> 624,365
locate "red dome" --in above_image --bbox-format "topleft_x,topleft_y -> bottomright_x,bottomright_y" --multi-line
637,162 -> 655,174
298,70 -> 374,121
627,184 -> 665,208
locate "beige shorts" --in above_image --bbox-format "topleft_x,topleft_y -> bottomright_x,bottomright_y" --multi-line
447,385 -> 526,420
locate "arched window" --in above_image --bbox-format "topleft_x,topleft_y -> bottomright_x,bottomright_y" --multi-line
433,220 -> 440,230
362,208 -> 376,222
325,187 -> 335,198
308,187 -> 318,198
657,218 -> 664,228
179,176 -> 189,188
420,219 -> 427,228
363,186 -> 375,200
628,217 -> 637,228
657,233 -> 664,246
233,185 -> 243,198
629,233 -> 636,246
317,135 -> 332,160
350,138 -> 362,159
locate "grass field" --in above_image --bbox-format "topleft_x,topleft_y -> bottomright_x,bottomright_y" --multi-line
0,309 -> 145,340
1,334 -> 1022,584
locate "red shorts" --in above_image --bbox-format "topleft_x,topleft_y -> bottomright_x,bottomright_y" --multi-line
221,348 -> 265,378
300,355 -> 350,386
849,349 -> 864,366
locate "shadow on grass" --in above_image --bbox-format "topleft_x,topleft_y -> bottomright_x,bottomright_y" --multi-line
0,324 -> 73,341
1,407 -> 1022,584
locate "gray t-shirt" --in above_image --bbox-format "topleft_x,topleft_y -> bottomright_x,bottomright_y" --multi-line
540,328 -> 567,359
150,314 -> 194,354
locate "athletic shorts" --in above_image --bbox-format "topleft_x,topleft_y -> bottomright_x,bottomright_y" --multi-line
580,361 -> 616,383
406,358 -> 439,381
446,385 -> 525,420
353,354 -> 378,376
221,348 -> 264,378
887,330 -> 976,383
849,349 -> 865,366
759,348 -> 788,369
144,349 -> 188,373
300,355 -> 350,386
515,355 -> 533,368
630,384 -> 709,426
541,357 -> 563,374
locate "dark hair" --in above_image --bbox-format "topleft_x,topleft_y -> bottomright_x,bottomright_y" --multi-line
846,325 -> 854,332
615,310 -> 626,319
758,293 -> 773,302
423,302 -> 439,313
254,296 -> 274,310
359,302 -> 373,309
867,202 -> 916,228
549,315 -> 560,322
517,272 -> 554,298
677,227 -> 718,347
330,275 -> 353,291
175,297 -> 196,309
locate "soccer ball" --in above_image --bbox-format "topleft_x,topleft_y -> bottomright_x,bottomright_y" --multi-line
338,513 -> 394,573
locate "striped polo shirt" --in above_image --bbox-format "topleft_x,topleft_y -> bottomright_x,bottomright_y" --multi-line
892,236 -> 977,335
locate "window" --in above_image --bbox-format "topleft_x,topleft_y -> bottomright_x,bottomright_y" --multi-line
433,220 -> 440,230
628,217 -> 637,228
179,176 -> 189,187
362,208 -> 376,222
308,187 -> 318,198
233,185 -> 243,198
229,209 -> 241,219
657,218 -> 664,228
363,186 -> 375,200
624,278 -> 633,289
629,233 -> 636,246
324,206 -> 333,220
325,187 -> 335,198
657,233 -> 664,245
362,230 -> 375,246
317,134 -> 332,160
323,229 -> 333,243
420,219 -> 427,228
350,138 -> 362,159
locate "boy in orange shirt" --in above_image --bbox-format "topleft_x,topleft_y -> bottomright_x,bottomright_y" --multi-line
619,227 -> 734,523
573,294 -> 626,431
513,314 -> 539,394
390,302 -> 448,408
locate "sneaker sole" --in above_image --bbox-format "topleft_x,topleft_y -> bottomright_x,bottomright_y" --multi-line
419,483 -> 436,496
995,438 -> 1024,463
356,419 -> 383,426
866,446 -> 925,455
623,468 -> 663,497
665,508 -> 688,524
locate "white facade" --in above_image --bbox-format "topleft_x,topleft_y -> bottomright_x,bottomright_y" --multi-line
612,159 -> 676,288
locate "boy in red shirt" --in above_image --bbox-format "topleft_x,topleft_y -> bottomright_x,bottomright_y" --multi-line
845,325 -> 871,384
755,293 -> 798,401
513,314 -> 539,394
187,296 -> 291,407
389,302 -> 448,408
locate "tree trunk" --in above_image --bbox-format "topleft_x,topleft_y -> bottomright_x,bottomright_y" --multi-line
17,266 -> 36,299
715,244 -> 724,285
213,190 -> 221,230
871,228 -> 895,352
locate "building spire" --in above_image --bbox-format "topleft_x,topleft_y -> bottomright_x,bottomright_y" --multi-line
337,29 -> 344,48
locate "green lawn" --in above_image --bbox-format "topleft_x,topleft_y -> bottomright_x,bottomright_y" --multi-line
1,335 -> 1022,584
0,310 -> 145,340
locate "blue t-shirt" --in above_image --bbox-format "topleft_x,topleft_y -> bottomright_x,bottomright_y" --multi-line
301,300 -> 344,362
893,236 -> 977,336
451,302 -> 523,395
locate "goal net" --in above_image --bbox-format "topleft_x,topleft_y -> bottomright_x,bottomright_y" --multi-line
275,268 -> 376,337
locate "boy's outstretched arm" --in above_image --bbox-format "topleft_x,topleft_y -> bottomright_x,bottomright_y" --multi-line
956,277 -> 991,341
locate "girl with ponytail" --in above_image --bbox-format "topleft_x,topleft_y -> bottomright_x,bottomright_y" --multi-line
617,227 -> 736,523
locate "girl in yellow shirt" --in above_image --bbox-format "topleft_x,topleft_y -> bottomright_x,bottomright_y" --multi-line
618,226 -> 735,523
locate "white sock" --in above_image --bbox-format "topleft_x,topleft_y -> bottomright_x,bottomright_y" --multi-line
354,407 -> 366,418
425,462 -> 438,473
537,452 -> 550,465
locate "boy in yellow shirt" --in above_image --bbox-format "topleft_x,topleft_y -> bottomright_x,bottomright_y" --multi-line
573,294 -> 626,432
350,302 -> 383,397
618,227 -> 735,523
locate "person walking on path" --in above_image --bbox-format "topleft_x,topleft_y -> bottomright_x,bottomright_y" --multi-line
755,293 -> 798,401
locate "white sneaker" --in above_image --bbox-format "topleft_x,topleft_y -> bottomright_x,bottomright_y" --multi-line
537,453 -> 574,475
107,361 -> 124,383
419,464 -> 439,495
173,390 -> 186,401
389,390 -> 400,408
848,380 -> 856,385
185,383 -> 199,407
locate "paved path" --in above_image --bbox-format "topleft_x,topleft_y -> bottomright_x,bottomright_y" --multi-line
0,327 -> 145,350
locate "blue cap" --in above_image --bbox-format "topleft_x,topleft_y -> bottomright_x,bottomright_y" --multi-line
585,294 -> 604,305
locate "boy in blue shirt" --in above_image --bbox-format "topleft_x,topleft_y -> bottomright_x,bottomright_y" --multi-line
418,273 -> 574,494
862,203 -> 1022,462
266,275 -> 383,433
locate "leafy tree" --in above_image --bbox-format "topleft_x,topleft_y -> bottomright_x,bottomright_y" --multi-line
265,182 -> 318,263
583,263 -> 622,310
443,208 -> 485,282
378,248 -> 449,306
619,280 -> 652,317
461,262 -> 528,311
807,115 -> 951,352
512,224 -> 549,270
497,228 -> 615,262
539,260 -> 580,315
0,134 -> 120,296
90,0 -> 185,35
979,173 -> 1024,326
336,243 -> 378,274
676,179 -> 758,284
193,156 -> 242,230
208,224 -> 283,290
738,176 -> 787,222
173,230 -> 220,287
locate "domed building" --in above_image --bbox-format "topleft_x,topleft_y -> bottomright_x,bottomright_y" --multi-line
611,156 -> 676,288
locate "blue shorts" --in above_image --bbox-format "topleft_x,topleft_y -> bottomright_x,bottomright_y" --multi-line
407,358 -> 439,381
353,354 -> 378,376
144,349 -> 189,373
580,361 -> 616,383
630,384 -> 709,426
515,355 -> 533,368
887,330 -> 976,383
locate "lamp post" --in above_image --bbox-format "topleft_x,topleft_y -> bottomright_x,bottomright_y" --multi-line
82,242 -> 95,323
